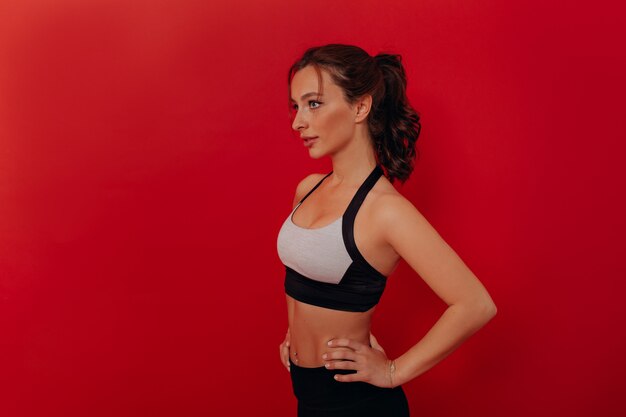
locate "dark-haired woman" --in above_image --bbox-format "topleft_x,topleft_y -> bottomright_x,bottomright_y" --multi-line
276,44 -> 497,417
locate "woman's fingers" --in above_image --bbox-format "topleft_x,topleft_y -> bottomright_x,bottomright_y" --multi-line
278,342 -> 283,362
334,372 -> 360,383
323,349 -> 357,362
327,338 -> 363,351
323,340 -> 392,387
325,359 -> 358,371
369,332 -> 386,354
279,329 -> 291,371
279,342 -> 290,370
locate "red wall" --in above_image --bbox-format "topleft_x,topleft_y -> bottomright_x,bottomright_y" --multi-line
1,1 -> 624,416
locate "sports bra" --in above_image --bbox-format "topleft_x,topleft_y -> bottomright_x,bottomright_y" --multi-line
276,164 -> 387,312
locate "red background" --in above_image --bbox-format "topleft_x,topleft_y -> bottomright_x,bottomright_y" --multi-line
1,1 -> 625,416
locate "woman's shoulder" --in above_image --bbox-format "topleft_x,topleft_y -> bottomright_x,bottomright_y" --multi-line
370,182 -> 423,226
291,172 -> 329,206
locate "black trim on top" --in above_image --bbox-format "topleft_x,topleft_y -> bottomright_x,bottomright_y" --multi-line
342,164 -> 387,279
284,265 -> 383,313
297,171 -> 333,205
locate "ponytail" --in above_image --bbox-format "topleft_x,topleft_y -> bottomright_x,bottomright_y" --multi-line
371,53 -> 421,184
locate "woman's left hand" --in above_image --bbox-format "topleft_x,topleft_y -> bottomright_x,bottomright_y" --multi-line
322,338 -> 395,388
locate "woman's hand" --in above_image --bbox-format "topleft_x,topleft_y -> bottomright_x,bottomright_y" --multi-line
278,328 -> 291,372
369,331 -> 386,355
322,337 -> 396,388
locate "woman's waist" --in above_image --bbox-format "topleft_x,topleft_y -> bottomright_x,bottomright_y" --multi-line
288,318 -> 371,368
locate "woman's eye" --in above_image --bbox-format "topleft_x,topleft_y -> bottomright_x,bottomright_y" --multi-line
309,101 -> 321,109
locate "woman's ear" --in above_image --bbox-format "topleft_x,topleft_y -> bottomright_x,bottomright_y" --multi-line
354,94 -> 373,123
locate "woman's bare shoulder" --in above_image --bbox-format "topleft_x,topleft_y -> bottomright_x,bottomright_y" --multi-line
371,185 -> 420,223
291,172 -> 329,207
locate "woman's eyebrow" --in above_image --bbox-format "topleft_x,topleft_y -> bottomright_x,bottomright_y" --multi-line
290,92 -> 324,102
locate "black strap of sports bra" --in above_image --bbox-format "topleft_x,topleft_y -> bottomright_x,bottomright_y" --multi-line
343,164 -> 384,217
342,164 -> 385,275
298,171 -> 333,204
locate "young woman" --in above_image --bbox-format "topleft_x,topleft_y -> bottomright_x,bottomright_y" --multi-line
276,44 -> 497,417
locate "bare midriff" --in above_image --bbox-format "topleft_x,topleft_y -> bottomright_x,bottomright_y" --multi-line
287,294 -> 374,368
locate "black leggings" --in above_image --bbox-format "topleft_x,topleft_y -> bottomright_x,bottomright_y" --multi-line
288,357 -> 410,417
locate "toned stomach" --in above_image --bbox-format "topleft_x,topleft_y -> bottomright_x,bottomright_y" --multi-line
287,294 -> 374,368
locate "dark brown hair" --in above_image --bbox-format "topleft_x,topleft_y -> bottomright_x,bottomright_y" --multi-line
288,43 -> 421,184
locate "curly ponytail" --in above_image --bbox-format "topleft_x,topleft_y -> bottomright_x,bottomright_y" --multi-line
370,53 -> 421,184
288,44 -> 422,184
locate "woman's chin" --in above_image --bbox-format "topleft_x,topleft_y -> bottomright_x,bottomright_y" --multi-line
306,147 -> 326,159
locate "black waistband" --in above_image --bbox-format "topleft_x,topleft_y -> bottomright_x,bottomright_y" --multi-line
289,356 -> 391,408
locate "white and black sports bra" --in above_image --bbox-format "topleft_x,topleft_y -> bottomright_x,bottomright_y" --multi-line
276,164 -> 388,312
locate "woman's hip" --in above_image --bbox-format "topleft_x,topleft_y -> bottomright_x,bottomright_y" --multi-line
288,357 -> 410,416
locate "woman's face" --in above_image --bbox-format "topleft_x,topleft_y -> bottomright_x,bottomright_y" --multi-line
289,65 -> 358,158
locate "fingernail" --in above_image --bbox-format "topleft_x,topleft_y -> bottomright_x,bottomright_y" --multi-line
327,340 -> 332,346
322,354 -> 327,359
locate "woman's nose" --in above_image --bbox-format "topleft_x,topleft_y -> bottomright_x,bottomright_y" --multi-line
291,110 -> 307,131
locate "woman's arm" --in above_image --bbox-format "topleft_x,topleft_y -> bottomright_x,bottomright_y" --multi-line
378,194 -> 497,386
321,193 -> 497,387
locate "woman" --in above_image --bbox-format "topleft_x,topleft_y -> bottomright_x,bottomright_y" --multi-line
276,44 -> 497,417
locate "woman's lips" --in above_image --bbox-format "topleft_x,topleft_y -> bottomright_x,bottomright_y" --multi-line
303,137 -> 318,147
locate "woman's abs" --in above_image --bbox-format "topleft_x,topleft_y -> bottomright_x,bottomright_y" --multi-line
287,295 -> 374,368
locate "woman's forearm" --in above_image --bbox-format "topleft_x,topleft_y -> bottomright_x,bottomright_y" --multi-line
393,301 -> 497,386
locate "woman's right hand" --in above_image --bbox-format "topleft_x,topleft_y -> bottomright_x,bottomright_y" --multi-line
279,327 -> 291,372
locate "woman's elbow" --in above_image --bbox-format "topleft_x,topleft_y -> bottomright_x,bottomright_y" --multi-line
482,299 -> 497,320
467,296 -> 497,321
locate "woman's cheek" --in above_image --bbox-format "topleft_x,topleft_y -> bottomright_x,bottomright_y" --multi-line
326,111 -> 352,141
